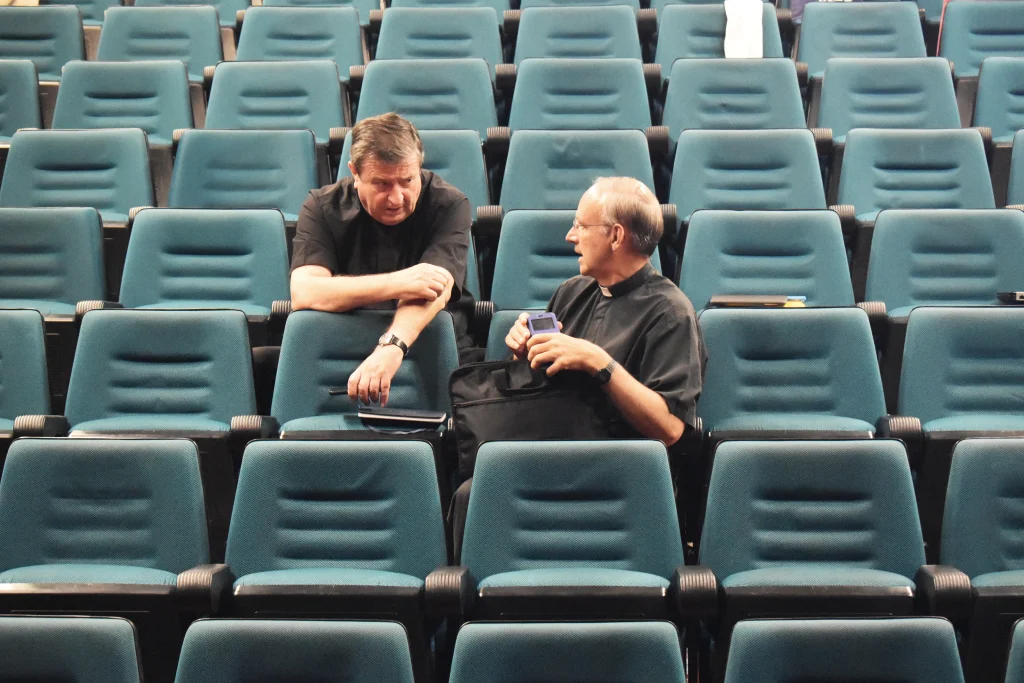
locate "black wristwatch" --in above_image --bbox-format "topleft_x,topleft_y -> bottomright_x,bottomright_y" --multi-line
595,359 -> 618,385
378,332 -> 409,357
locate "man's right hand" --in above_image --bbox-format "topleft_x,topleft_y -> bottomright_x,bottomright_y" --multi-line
390,263 -> 453,302
505,312 -> 532,359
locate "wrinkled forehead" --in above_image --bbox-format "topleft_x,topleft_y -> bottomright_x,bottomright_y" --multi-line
359,154 -> 422,181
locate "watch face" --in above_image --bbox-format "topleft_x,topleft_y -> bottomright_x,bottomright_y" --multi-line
378,333 -> 392,345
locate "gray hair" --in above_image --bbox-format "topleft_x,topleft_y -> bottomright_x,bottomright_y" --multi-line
591,177 -> 663,256
349,112 -> 424,173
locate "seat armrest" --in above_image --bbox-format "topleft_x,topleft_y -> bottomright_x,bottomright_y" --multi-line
474,205 -> 504,242
484,126 -> 510,167
915,565 -> 973,622
856,301 -> 888,351
795,62 -> 808,88
177,563 -> 234,615
329,126 -> 350,157
12,414 -> 69,438
203,65 -> 216,98
368,8 -> 383,34
230,415 -> 279,440
643,63 -> 663,100
349,65 -> 365,94
660,204 -> 678,242
425,566 -> 476,618
777,7 -> 794,45
495,63 -> 516,98
810,127 -> 833,156
646,125 -> 669,162
975,125 -> 993,161
672,565 -> 719,618
1007,204 -> 1024,212
503,9 -> 521,43
76,300 -> 124,328
128,206 -> 154,225
877,415 -> 924,469
637,8 -> 657,40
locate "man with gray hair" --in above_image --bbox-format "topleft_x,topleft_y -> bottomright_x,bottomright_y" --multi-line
505,177 -> 707,445
291,112 -> 471,405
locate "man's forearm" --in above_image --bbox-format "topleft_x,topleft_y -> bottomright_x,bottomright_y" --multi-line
603,367 -> 685,446
388,285 -> 452,347
292,272 -> 396,312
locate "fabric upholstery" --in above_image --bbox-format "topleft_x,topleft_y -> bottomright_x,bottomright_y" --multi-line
656,4 -> 782,69
0,60 -> 39,142
0,616 -> 142,683
1008,621 -> 1024,683
234,568 -> 425,588
479,568 -> 670,589
0,564 -> 179,585
0,309 -> 49,420
491,210 -> 577,310
521,0 -> 639,8
41,0 -> 116,24
722,567 -> 916,588
262,0 -> 383,26
377,7 -> 503,77
485,309 -> 528,361
940,1 -> 1024,78
97,7 -> 222,83
135,0 -> 247,28
1006,130 -> 1024,204
0,6 -> 84,81
514,6 -> 641,64
974,57 -> 1024,141
235,6 -> 364,76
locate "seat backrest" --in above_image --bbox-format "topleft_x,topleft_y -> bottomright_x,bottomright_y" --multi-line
0,6 -> 84,81
0,129 -> 154,223
0,438 -> 208,572
236,6 -> 364,77
485,309 -> 526,361
168,129 -> 318,220
655,4 -> 783,66
134,0 -> 248,28
41,0 -> 117,24
355,58 -> 497,138
680,210 -> 854,309
797,1 -> 926,77
838,129 -> 994,221
697,307 -> 886,430
0,208 -> 105,314
97,7 -> 222,83
941,438 -> 1024,576
818,57 -> 960,140
377,7 -> 502,76
865,209 -> 1024,313
509,57 -> 651,131
521,0 -> 640,9
226,440 -> 446,578
0,60 -> 39,141
0,617 -> 141,683
0,309 -> 49,421
271,310 -> 459,424
120,209 -> 289,313
175,620 -> 415,683
701,439 -> 925,580
1006,130 -> 1024,203
670,129 -> 826,219
662,59 -> 805,141
450,622 -> 686,683
899,307 -> 1024,423
724,619 -> 964,683
1008,621 -> 1024,683
500,129 -> 655,211
52,61 -> 192,146
205,60 -> 344,144
460,440 -> 683,581
514,6 -> 642,63
974,56 -> 1024,141
262,0 -> 382,26
940,0 -> 1024,78
491,210 -> 576,310
64,309 -> 256,428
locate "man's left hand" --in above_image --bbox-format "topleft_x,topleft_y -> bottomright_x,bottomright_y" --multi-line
348,344 -> 405,405
526,333 -> 612,377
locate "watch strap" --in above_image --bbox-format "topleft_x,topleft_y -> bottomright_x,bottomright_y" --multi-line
379,333 -> 409,356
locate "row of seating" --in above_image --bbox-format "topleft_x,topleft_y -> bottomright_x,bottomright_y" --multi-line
2,436 -> 1024,682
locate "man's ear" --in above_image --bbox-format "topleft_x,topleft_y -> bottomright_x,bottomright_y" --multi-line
347,161 -> 359,183
610,223 -> 626,251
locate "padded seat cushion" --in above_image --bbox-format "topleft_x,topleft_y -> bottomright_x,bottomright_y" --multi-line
478,568 -> 670,589
722,566 -> 915,589
278,414 -> 367,432
0,564 -> 178,585
923,416 -> 1024,433
0,300 -> 78,316
134,302 -> 272,317
970,570 -> 1024,588
0,418 -> 13,431
71,416 -> 232,433
711,415 -> 877,433
234,568 -> 424,588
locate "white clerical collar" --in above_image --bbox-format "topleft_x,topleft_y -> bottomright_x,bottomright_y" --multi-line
599,286 -> 613,298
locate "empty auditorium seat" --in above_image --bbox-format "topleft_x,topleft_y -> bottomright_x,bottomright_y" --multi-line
837,129 -> 994,222
1007,621 -> 1024,683
120,209 -> 289,320
168,129 -> 318,222
490,210 -> 577,310
507,58 -> 652,131
521,0 -> 639,9
1004,130 -> 1024,204
354,58 -> 498,140
0,129 -> 154,223
175,620 -> 416,683
697,307 -> 886,438
724,618 -> 964,683
0,616 -> 142,683
699,440 -> 928,675
52,61 -> 193,146
135,0 -> 247,28
669,129 -> 826,221
44,0 -> 117,24
512,6 -> 642,63
0,6 -> 85,82
0,207 -> 105,315
974,57 -> 1024,142
0,60 -> 39,145
205,60 -> 347,142
454,440 -> 684,621
679,210 -> 854,309
940,0 -> 1024,79
940,438 -> 1024,683
449,622 -> 686,683
484,308 -> 525,360
272,310 -> 458,434
261,0 -> 382,26
889,307 -> 1024,559
376,7 -> 503,75
224,440 -> 446,681
0,437 -> 222,683
816,57 -> 961,144
97,7 -> 223,84
797,2 -> 926,78
654,4 -> 783,68
0,309 -> 49,436
662,59 -> 805,142
236,6 -> 364,79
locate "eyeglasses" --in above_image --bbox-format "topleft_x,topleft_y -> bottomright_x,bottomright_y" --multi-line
570,219 -> 613,233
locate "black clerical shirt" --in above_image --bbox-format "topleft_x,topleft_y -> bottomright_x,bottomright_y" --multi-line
547,263 -> 708,433
291,170 -> 473,352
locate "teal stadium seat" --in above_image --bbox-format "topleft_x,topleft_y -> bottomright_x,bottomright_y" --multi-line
235,6 -> 364,80
97,7 -> 222,83
513,6 -> 642,63
0,6 -> 85,81
0,309 -> 49,433
0,616 -> 142,683
376,7 -> 503,77
940,0 -> 1024,79
0,60 -> 40,144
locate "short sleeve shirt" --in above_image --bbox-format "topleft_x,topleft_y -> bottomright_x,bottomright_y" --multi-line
547,263 -> 708,432
291,170 -> 474,349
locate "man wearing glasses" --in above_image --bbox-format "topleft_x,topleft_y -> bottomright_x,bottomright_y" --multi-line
504,177 -> 707,446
